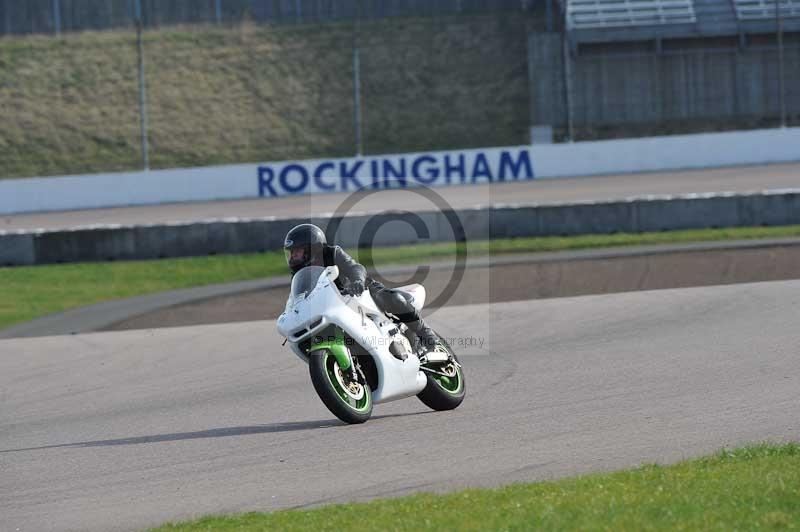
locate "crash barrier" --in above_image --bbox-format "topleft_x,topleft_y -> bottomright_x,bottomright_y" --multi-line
2,190 -> 800,266
2,127 -> 800,215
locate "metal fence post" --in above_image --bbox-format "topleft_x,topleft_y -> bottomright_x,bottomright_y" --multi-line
3,0 -> 12,35
135,0 -> 150,170
215,0 -> 222,24
776,0 -> 787,127
526,31 -> 535,142
353,0 -> 363,156
353,47 -> 363,156
562,34 -> 575,142
52,0 -> 61,35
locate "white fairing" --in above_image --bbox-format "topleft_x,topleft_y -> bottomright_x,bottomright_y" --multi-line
277,266 -> 427,404
396,283 -> 426,312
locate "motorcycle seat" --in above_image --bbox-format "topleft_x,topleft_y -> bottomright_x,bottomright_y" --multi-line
395,283 -> 426,312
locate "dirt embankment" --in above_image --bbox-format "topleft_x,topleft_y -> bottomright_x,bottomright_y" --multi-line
1,14 -> 530,179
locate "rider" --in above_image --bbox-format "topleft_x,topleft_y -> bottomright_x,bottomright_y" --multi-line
283,223 -> 439,351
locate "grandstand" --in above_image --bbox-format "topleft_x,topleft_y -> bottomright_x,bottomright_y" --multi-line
529,0 -> 800,137
567,0 -> 697,29
564,0 -> 800,46
734,0 -> 800,19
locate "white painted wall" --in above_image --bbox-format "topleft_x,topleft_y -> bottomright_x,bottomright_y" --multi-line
2,127 -> 799,215
531,127 -> 800,178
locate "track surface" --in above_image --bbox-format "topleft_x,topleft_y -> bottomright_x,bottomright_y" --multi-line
3,162 -> 800,231
2,280 -> 799,531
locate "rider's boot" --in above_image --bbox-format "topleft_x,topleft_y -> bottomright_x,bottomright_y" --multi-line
406,319 -> 439,353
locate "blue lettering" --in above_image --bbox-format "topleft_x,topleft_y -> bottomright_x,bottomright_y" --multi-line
279,164 -> 309,194
412,155 -> 440,185
444,154 -> 467,184
382,159 -> 407,188
313,162 -> 336,191
258,166 -> 277,197
471,153 -> 493,183
260,149 -> 527,196
370,160 -> 381,189
498,150 -> 535,181
339,161 -> 364,191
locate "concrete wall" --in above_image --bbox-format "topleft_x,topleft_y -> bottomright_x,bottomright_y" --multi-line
4,128 -> 800,215
529,33 -> 800,127
0,145 -> 536,215
529,128 -> 800,177
3,190 -> 799,266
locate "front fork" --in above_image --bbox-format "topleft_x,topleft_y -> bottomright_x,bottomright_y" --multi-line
309,328 -> 364,383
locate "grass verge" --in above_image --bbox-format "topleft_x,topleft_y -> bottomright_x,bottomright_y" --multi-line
0,14 -> 530,179
153,443 -> 800,531
2,224 -> 800,331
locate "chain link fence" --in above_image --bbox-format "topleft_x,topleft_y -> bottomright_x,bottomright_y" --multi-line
0,1 -> 797,179
0,9 -> 532,179
0,0 -> 525,35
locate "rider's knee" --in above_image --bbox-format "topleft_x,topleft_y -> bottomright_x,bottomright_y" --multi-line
372,287 -> 413,315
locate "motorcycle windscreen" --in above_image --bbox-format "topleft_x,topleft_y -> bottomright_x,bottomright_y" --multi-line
290,265 -> 326,300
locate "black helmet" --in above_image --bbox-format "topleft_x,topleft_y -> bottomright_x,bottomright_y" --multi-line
284,224 -> 327,273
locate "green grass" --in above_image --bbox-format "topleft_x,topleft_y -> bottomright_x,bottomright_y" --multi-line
2,224 -> 800,331
0,14 -> 531,179
0,251 -> 287,330
359,224 -> 800,265
153,443 -> 800,531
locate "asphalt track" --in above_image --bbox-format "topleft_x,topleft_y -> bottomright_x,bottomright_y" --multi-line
3,162 -> 800,231
2,280 -> 799,532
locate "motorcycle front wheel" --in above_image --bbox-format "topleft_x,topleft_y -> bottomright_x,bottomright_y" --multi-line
309,350 -> 373,424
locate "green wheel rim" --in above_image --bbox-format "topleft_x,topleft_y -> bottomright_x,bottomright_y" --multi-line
433,366 -> 463,394
324,352 -> 371,412
428,341 -> 463,395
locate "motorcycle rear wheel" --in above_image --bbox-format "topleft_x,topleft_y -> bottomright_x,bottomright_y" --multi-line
309,350 -> 373,424
417,338 -> 466,411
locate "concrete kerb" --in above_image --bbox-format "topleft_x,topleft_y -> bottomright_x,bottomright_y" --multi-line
3,189 -> 800,266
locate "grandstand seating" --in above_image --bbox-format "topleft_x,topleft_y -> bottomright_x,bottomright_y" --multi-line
566,0 -> 697,29
564,0 -> 800,46
733,0 -> 800,19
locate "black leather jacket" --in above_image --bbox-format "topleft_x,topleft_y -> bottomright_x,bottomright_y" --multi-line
321,244 -> 367,291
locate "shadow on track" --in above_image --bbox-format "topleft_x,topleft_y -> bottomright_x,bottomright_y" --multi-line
1,412 -> 431,454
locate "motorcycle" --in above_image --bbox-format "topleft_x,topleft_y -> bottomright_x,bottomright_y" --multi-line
277,265 -> 465,424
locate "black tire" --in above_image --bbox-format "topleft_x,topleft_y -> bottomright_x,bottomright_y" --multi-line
309,350 -> 373,424
417,339 -> 466,411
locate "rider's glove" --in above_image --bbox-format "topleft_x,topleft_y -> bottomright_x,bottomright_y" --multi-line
343,279 -> 365,297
